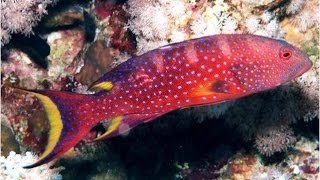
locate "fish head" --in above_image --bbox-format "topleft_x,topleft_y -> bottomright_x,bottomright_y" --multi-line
274,40 -> 313,83
227,35 -> 313,93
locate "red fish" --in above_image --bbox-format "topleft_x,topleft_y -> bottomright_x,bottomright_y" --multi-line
19,34 -> 312,168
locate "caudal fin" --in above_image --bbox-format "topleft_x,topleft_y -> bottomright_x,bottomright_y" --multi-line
17,89 -> 94,168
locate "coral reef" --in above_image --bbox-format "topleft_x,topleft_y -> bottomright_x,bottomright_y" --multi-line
287,0 -> 319,32
95,0 -> 136,54
222,137 -> 319,180
1,26 -> 87,153
0,151 -> 63,180
224,75 -> 318,155
255,125 -> 296,156
1,0 -> 58,46
0,0 -> 318,179
1,86 -> 49,153
1,116 -> 20,157
177,137 -> 318,179
1,28 -> 85,90
286,0 -> 306,15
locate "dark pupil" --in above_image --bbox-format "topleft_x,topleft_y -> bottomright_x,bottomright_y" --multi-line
283,52 -> 290,58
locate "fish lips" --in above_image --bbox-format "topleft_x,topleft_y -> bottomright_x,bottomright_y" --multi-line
284,59 -> 313,82
294,59 -> 313,79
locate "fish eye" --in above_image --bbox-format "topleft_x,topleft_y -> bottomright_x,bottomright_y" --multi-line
279,48 -> 292,60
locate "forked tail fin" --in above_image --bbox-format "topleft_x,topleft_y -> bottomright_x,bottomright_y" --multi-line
16,89 -> 95,168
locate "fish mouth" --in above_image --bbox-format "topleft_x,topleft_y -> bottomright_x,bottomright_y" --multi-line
293,60 -> 313,79
285,60 -> 313,81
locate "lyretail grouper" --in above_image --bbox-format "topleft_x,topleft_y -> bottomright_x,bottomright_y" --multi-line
15,34 -> 312,168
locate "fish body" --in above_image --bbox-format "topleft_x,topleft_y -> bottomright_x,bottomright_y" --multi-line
21,34 -> 312,168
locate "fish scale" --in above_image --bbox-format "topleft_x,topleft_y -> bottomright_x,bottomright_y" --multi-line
17,34 -> 312,168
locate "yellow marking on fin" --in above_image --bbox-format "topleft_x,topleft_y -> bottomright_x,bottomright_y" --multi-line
89,82 -> 113,92
94,116 -> 122,141
32,93 -> 63,161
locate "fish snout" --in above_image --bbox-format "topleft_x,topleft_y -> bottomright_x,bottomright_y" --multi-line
280,56 -> 312,83
296,56 -> 313,78
291,56 -> 313,80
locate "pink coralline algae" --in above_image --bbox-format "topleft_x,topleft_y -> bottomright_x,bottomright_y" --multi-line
95,0 -> 136,54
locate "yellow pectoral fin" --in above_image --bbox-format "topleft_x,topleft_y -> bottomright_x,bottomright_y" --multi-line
94,116 -> 122,141
32,93 -> 63,161
89,82 -> 114,92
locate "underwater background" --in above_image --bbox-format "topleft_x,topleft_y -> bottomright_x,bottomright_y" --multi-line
1,0 -> 319,179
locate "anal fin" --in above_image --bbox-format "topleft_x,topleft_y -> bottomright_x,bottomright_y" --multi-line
94,116 -> 122,141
